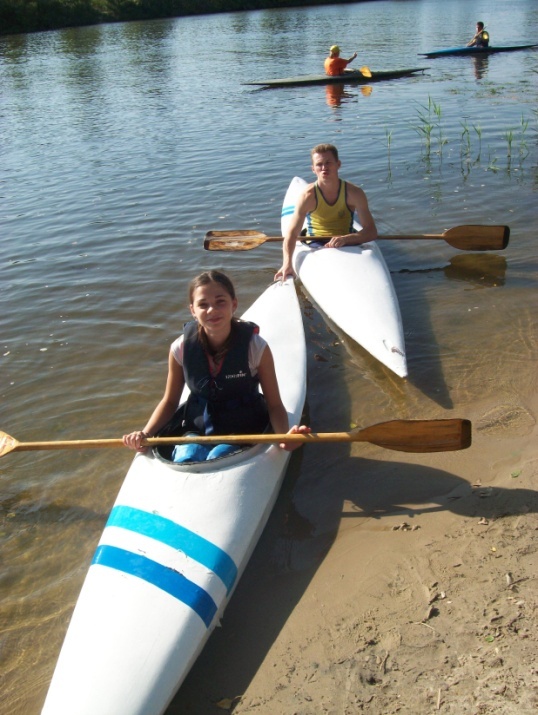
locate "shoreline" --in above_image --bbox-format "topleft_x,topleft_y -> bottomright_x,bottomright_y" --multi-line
175,393 -> 538,713
0,0 -> 361,38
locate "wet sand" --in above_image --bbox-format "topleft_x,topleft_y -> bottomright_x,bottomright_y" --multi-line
171,390 -> 538,714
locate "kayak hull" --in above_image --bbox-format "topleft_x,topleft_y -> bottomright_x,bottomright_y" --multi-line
41,279 -> 307,715
420,44 -> 538,58
245,67 -> 428,88
282,177 -> 407,378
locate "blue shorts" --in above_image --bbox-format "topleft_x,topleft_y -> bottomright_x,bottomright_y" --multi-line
171,441 -> 239,463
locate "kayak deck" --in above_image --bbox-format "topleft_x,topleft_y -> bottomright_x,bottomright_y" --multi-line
420,44 -> 538,58
245,67 -> 428,88
41,279 -> 307,715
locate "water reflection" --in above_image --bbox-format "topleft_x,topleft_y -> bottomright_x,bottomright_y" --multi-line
56,25 -> 105,57
325,83 -> 350,107
443,253 -> 506,288
397,254 -> 507,289
471,54 -> 489,80
325,83 -> 372,106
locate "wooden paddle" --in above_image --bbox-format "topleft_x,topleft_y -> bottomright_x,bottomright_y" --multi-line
204,225 -> 509,252
0,419 -> 471,458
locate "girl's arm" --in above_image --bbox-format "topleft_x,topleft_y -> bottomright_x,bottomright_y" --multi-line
256,345 -> 310,450
123,351 -> 185,451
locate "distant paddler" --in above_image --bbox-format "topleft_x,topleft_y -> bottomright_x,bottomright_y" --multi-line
324,44 -> 358,76
467,21 -> 490,48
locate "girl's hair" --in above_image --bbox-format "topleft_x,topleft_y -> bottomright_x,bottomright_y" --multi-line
188,270 -> 236,303
189,270 -> 238,362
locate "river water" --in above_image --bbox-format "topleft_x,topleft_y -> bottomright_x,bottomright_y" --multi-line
1,0 -> 537,712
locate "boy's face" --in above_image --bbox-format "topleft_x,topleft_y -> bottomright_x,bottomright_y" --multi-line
312,151 -> 341,181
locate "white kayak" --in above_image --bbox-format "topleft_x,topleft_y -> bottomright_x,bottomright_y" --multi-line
41,278 -> 306,715
282,176 -> 407,378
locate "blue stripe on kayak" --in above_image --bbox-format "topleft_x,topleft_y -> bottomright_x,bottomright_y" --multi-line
92,545 -> 217,628
105,505 -> 237,594
281,204 -> 295,218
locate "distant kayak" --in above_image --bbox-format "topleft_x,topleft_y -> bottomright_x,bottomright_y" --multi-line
244,67 -> 428,88
420,44 -> 538,58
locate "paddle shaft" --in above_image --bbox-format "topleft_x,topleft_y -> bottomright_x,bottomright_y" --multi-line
204,225 -> 509,252
209,234 -> 471,242
0,419 -> 471,457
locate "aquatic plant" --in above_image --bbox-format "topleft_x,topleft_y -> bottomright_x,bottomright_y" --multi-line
460,121 -> 471,159
413,96 -> 448,161
519,115 -> 529,159
385,128 -> 393,183
385,128 -> 393,161
504,129 -> 514,158
473,123 -> 483,161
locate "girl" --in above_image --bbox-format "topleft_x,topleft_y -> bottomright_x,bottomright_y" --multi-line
123,270 -> 309,461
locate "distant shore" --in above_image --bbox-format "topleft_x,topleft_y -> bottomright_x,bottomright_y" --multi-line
0,0 -> 363,37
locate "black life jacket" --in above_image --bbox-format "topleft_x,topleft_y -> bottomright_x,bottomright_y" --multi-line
180,319 -> 268,435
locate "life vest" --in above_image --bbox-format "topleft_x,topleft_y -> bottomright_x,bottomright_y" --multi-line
477,31 -> 489,47
180,319 -> 268,435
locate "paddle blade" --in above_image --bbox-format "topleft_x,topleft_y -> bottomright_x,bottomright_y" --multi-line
359,65 -> 372,77
356,419 -> 472,453
444,225 -> 510,251
204,230 -> 270,251
0,431 -> 18,458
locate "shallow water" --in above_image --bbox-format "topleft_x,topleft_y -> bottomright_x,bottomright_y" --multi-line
1,0 -> 538,712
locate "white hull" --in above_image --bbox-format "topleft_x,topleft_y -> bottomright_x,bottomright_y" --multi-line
282,176 -> 407,378
41,279 -> 307,715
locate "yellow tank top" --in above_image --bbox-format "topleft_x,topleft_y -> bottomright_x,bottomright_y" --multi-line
306,181 -> 354,237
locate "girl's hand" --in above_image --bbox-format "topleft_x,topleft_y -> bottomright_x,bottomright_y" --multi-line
123,430 -> 151,452
279,424 -> 312,451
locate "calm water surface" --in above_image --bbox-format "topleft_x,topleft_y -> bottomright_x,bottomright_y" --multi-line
1,0 -> 538,712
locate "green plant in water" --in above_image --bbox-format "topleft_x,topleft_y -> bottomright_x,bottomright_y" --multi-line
413,97 -> 435,158
504,129 -> 514,158
487,150 -> 499,173
473,123 -> 483,161
385,128 -> 393,182
414,120 -> 433,158
413,96 -> 447,159
431,98 -> 447,156
460,121 -> 471,158
385,128 -> 393,160
519,115 -> 529,159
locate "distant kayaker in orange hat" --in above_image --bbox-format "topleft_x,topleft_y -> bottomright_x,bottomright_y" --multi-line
324,45 -> 358,76
467,22 -> 489,48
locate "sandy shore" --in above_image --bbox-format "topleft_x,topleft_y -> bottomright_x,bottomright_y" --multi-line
173,394 -> 538,714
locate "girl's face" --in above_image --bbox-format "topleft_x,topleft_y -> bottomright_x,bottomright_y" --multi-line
190,281 -> 237,336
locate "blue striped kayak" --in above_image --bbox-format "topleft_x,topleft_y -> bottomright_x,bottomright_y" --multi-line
420,44 -> 537,58
282,177 -> 407,378
41,279 -> 307,715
